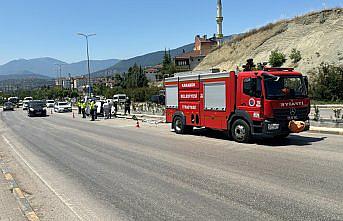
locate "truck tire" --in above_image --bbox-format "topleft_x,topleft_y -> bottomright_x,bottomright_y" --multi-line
231,119 -> 251,143
173,116 -> 193,134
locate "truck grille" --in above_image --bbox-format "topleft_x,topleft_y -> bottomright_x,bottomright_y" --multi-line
273,107 -> 309,121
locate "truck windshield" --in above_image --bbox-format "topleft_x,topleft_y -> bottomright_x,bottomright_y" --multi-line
264,76 -> 308,100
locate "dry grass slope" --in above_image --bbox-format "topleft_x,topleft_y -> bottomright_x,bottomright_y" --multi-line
195,8 -> 343,75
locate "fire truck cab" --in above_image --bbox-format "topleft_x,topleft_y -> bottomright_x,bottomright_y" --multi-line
165,67 -> 310,143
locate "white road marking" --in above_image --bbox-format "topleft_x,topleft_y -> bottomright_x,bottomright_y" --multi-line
2,135 -> 84,221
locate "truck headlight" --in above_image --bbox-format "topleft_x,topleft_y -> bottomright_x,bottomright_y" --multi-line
268,123 -> 280,130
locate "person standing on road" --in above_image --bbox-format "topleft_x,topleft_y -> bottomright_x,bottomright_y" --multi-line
108,100 -> 113,119
124,97 -> 131,115
113,100 -> 118,118
77,100 -> 82,114
90,101 -> 95,121
86,101 -> 90,117
81,101 -> 86,118
94,102 -> 98,120
103,102 -> 110,119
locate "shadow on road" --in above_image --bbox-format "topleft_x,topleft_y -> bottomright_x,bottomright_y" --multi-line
190,128 -> 326,146
191,128 -> 229,140
255,135 -> 326,147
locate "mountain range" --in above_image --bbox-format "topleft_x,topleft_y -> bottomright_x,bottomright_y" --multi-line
0,58 -> 120,80
92,35 -> 233,77
91,43 -> 194,77
0,35 -> 232,81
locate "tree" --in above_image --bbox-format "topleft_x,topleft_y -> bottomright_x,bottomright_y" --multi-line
309,63 -> 343,101
269,50 -> 286,67
290,48 -> 302,64
161,48 -> 175,77
114,74 -> 123,87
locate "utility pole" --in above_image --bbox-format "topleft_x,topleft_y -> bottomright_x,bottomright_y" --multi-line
77,33 -> 96,97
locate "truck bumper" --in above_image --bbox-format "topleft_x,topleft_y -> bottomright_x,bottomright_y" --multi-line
253,119 -> 310,138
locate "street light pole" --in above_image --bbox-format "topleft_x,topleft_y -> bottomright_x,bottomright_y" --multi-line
77,33 -> 96,97
55,63 -> 64,89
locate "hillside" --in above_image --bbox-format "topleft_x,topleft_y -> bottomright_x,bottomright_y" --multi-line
195,8 -> 343,75
0,71 -> 50,81
92,43 -> 194,77
0,58 -> 120,78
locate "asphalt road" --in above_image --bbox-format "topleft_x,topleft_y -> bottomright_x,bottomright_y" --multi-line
0,109 -> 342,221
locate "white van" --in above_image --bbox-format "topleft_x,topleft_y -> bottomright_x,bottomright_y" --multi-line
113,94 -> 127,104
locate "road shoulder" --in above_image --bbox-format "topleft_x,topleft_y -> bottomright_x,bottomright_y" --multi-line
0,155 -> 26,221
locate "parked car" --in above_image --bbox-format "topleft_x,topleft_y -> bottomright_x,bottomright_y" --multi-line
18,100 -> 23,107
8,97 -> 19,107
46,100 -> 55,108
28,100 -> 47,117
3,102 -> 14,111
54,101 -> 72,113
23,100 -> 30,110
113,94 -> 127,104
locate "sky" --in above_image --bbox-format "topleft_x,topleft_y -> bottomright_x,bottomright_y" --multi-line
0,0 -> 342,65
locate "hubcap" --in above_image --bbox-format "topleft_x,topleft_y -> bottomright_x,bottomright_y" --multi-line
175,119 -> 182,131
234,125 -> 246,140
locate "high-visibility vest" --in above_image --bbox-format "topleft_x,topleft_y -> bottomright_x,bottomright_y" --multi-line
90,102 -> 95,110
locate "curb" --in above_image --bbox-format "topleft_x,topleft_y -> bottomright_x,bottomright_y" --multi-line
309,127 -> 343,136
0,159 -> 40,221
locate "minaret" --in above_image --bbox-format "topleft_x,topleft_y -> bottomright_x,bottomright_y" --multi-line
216,0 -> 224,39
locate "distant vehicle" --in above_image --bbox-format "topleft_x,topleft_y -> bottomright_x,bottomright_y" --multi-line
54,101 -> 72,113
23,97 -> 33,101
8,97 -> 19,106
46,100 -> 55,108
18,100 -> 23,107
3,102 -> 14,111
23,100 -> 30,110
113,94 -> 127,104
28,100 -> 47,117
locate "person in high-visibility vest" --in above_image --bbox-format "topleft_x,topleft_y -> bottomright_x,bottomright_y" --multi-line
90,101 -> 95,121
81,102 -> 86,118
77,100 -> 82,114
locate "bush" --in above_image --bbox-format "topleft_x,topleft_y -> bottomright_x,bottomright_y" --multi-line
309,63 -> 343,102
269,50 -> 287,67
290,48 -> 302,64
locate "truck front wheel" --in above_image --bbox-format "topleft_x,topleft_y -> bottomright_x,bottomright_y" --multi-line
173,116 -> 192,134
231,119 -> 251,143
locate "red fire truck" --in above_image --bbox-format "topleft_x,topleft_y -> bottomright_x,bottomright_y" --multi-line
165,67 -> 310,143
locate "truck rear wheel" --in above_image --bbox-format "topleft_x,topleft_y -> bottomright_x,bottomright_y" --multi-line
173,116 -> 192,134
231,119 -> 251,143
